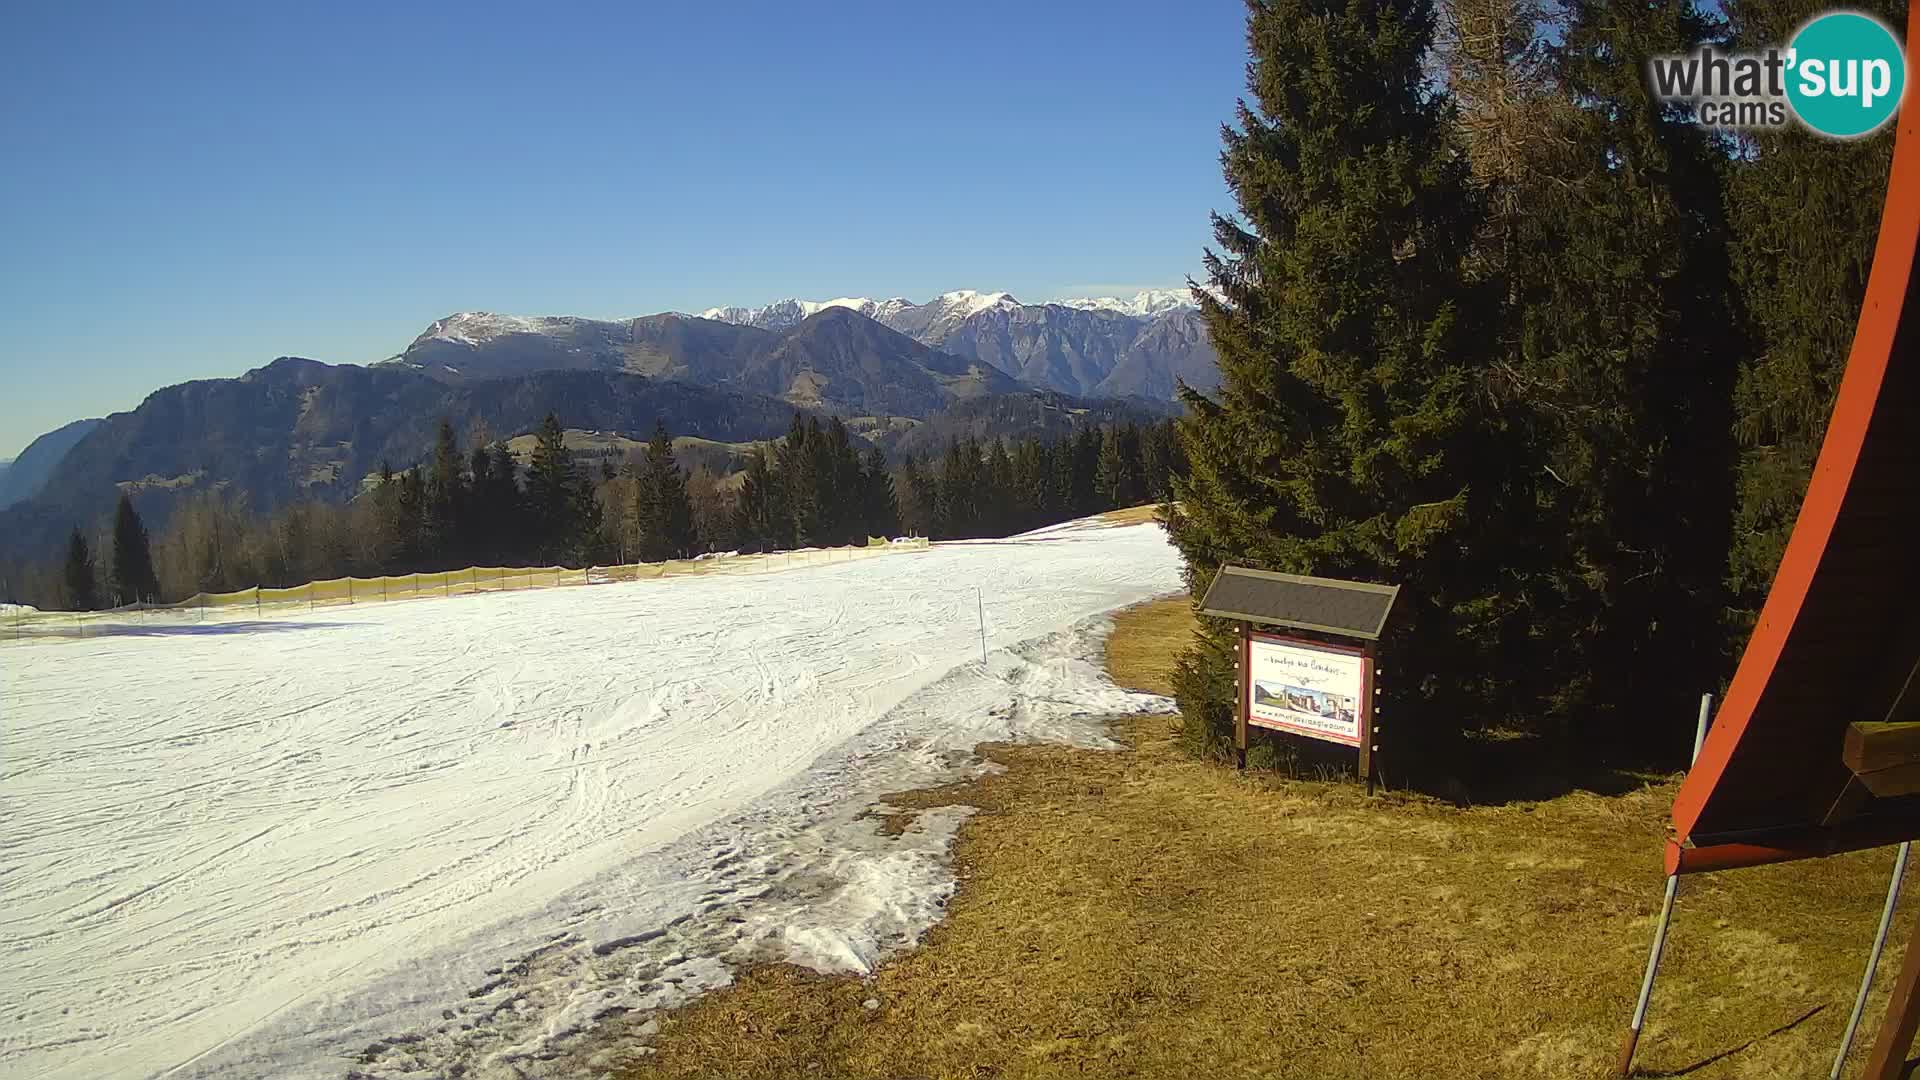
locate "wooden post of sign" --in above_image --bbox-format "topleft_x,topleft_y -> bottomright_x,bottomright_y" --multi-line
1862,908 -> 1920,1079
1361,643 -> 1377,796
1235,623 -> 1250,770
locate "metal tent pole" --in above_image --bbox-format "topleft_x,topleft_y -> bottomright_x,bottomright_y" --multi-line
1834,842 -> 1914,1078
1617,692 -> 1713,1077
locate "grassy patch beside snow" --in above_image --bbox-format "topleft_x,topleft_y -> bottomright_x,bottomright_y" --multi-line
608,597 -> 1916,1079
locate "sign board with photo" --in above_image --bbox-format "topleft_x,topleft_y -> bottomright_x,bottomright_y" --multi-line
1197,564 -> 1398,791
1244,632 -> 1370,748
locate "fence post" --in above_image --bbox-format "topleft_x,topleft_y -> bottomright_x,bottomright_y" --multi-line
348,577 -> 354,605
254,586 -> 260,615
309,582 -> 314,611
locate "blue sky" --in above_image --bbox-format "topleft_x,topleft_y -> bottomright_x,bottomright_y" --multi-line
0,1 -> 1246,458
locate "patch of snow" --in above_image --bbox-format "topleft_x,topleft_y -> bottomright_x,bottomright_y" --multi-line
423,312 -> 586,347
931,289 -> 1020,317
5,518 -> 1181,1080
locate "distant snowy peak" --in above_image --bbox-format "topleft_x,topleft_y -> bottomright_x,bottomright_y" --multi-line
930,289 -> 1021,317
696,296 -> 912,332
1049,289 -> 1197,318
417,311 -> 590,348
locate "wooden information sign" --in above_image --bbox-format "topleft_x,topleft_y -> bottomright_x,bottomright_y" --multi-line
1198,566 -> 1398,790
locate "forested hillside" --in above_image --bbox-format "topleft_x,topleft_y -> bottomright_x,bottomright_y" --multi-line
8,407 -> 1184,610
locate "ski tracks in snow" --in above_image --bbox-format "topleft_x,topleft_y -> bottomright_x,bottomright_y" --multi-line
1,520 -> 1181,1079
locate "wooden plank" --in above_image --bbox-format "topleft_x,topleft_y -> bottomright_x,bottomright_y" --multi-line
1864,908 -> 1920,1078
1846,721 -> 1920,774
1360,645 -> 1375,795
1856,760 -> 1920,799
1236,624 -> 1250,769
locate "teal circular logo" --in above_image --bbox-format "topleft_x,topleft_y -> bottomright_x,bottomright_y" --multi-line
1786,12 -> 1908,138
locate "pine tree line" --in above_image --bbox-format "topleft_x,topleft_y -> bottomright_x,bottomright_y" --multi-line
1169,0 -> 1903,771
895,420 -> 1184,541
24,413 -> 1182,610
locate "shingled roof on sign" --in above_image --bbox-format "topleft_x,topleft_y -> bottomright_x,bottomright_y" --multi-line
1197,566 -> 1399,641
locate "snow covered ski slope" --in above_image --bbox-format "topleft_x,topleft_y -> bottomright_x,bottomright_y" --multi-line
2,517 -> 1181,1079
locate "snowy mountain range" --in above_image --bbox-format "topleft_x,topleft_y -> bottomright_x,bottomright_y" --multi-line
690,288 -> 1215,400
0,287 -> 1216,563
697,288 -> 1195,332
385,288 -> 1217,404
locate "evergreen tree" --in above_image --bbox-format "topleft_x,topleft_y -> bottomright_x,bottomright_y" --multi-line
110,493 -> 162,605
860,447 -> 900,539
63,528 -> 98,611
1011,439 -> 1050,530
1069,427 -> 1102,516
984,439 -> 1016,536
1097,425 -> 1145,508
733,445 -> 785,552
1141,421 -> 1174,501
1489,0 -> 1743,755
524,414 -> 597,565
1049,433 -> 1077,516
394,468 -> 427,566
898,453 -> 937,537
424,419 -> 465,566
775,414 -> 826,547
467,445 -> 495,561
1724,0 -> 1905,627
824,418 -> 865,546
635,421 -> 696,561
1167,0 -> 1494,758
936,437 -> 985,539
365,461 -> 406,571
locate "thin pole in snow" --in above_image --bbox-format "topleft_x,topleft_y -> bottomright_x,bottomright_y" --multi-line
1617,692 -> 1713,1077
1834,841 -> 1914,1077
977,588 -> 987,666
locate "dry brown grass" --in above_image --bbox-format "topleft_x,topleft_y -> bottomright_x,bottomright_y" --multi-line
1104,596 -> 1191,697
1094,504 -> 1165,528
597,597 -> 1919,1080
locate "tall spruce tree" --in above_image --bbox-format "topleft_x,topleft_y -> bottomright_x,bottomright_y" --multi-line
634,421 -> 696,561
1096,425 -> 1145,509
984,439 -> 1016,536
860,447 -> 900,540
424,419 -> 465,566
110,494 -> 162,606
64,528 -> 98,611
733,445 -> 784,552
524,413 -> 599,565
481,442 -> 524,562
1724,0 -> 1905,627
1167,0 -> 1495,758
898,453 -> 937,537
1486,0 -> 1743,757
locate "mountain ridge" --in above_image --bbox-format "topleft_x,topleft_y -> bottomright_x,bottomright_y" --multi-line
377,307 -> 1017,418
399,288 -> 1220,401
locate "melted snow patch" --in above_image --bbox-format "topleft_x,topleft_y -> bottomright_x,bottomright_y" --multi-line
284,618 -> 1168,1079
